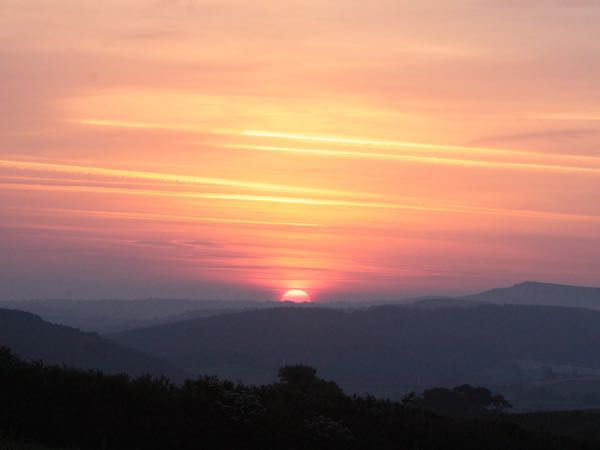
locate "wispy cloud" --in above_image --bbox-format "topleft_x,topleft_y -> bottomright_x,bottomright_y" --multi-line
74,118 -> 213,133
226,143 -> 600,175
7,206 -> 318,228
0,181 -> 410,210
240,129 -> 600,163
471,128 -> 599,145
3,180 -> 600,224
0,158 -> 352,198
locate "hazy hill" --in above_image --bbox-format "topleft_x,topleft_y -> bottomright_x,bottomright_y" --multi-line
409,297 -> 481,309
464,281 -> 600,310
0,298 -> 280,332
8,281 -> 599,333
109,304 -> 600,407
0,308 -> 185,380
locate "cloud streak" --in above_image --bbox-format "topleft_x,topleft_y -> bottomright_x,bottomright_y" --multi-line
0,158 -> 353,198
240,130 -> 600,166
5,206 -> 318,228
3,179 -> 600,224
226,143 -> 600,175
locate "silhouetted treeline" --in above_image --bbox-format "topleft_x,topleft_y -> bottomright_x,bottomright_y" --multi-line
1,347 -> 595,450
403,384 -> 511,416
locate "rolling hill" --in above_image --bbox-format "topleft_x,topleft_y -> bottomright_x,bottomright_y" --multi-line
0,298 -> 286,332
0,308 -> 186,380
109,303 -> 600,408
464,281 -> 600,310
5,281 -> 599,334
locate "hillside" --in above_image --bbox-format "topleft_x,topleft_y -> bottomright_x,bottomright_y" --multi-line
0,308 -> 185,380
464,281 -> 600,310
109,304 -> 600,408
5,281 -> 599,333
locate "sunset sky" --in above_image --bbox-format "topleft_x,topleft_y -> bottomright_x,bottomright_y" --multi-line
1,0 -> 600,301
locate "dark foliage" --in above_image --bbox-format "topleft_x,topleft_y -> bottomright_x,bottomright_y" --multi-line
514,410 -> 600,446
404,385 -> 511,416
0,347 -> 591,450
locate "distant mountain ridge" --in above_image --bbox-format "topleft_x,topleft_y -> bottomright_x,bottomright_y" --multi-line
463,281 -> 600,310
409,297 -> 481,309
4,281 -> 600,333
0,307 -> 186,380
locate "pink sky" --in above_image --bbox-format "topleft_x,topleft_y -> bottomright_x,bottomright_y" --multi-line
1,0 -> 600,301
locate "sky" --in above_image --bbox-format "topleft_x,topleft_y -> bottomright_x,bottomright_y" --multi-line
1,0 -> 600,301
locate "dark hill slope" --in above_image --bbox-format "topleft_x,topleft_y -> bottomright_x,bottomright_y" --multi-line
0,298 -> 278,332
0,308 -> 185,380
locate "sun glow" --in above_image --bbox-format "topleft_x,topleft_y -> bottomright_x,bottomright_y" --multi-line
281,289 -> 311,303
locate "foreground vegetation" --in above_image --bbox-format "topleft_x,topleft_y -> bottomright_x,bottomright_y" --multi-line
0,437 -> 67,450
0,347 -> 596,450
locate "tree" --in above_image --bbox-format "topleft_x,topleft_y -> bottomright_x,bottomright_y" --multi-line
278,365 -> 318,387
404,384 -> 512,416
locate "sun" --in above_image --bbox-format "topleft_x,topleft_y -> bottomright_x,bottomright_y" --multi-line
281,289 -> 311,303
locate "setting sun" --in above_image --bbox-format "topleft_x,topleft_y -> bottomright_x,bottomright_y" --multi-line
281,289 -> 311,303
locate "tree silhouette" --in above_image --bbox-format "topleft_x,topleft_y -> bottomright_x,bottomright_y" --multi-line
278,365 -> 318,386
0,347 -> 589,450
404,384 -> 512,416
